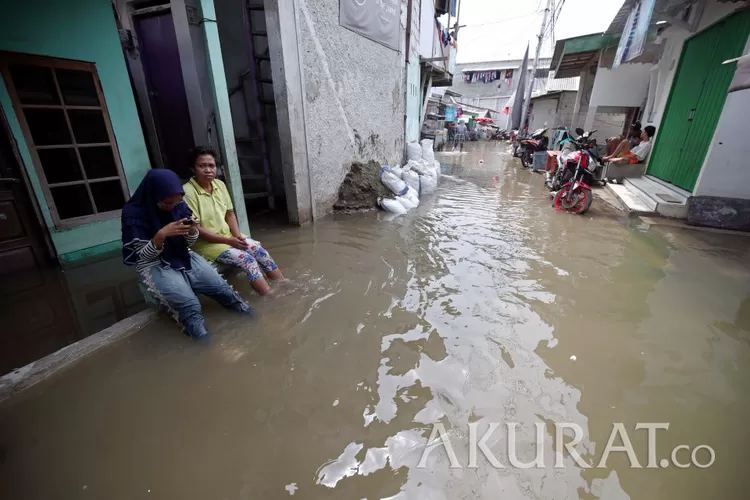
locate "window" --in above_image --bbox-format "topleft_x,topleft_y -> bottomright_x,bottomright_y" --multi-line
1,53 -> 128,227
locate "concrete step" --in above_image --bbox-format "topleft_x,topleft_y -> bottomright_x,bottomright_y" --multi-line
624,176 -> 689,219
606,182 -> 658,215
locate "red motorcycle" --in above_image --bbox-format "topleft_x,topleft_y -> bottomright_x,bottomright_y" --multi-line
553,148 -> 596,215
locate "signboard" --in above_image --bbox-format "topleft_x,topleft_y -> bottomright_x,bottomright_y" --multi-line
613,0 -> 656,68
340,0 -> 401,51
444,106 -> 457,122
628,0 -> 656,63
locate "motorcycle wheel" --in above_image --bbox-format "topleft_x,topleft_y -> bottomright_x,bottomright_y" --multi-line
521,152 -> 532,168
554,186 -> 593,215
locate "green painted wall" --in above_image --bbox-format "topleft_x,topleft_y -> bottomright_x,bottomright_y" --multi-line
0,0 -> 151,259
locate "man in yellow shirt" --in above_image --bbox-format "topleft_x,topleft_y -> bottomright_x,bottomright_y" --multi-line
183,147 -> 284,295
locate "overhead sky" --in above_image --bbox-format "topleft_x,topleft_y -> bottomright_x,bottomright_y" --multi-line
453,0 -> 624,64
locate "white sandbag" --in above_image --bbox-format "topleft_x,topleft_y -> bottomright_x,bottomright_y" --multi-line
421,139 -> 435,163
406,142 -> 423,162
432,160 -> 442,177
402,170 -> 421,193
379,197 -> 406,214
404,186 -> 420,207
396,195 -> 416,210
390,165 -> 404,179
407,159 -> 429,176
420,174 -> 437,195
380,166 -> 408,196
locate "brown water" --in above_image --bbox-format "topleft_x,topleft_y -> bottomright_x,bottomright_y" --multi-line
2,143 -> 750,500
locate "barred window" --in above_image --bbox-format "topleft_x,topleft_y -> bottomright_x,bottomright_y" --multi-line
1,53 -> 129,228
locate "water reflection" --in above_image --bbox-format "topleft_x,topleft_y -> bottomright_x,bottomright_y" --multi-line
0,255 -> 146,375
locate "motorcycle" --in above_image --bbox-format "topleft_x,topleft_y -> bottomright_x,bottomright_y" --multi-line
517,128 -> 549,168
546,128 -> 603,192
550,129 -> 599,215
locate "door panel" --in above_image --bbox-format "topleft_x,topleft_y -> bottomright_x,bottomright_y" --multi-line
672,10 -> 750,191
647,28 -> 717,183
648,10 -> 750,191
134,12 -> 195,177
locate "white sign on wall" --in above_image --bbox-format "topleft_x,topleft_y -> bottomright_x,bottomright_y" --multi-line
340,0 -> 401,51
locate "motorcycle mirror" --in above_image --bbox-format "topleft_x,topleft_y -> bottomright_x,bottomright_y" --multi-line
575,128 -> 584,136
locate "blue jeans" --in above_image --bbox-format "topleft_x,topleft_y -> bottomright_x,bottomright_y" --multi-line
138,252 -> 252,339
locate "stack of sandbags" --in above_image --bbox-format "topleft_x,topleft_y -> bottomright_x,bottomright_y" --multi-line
403,159 -> 440,195
379,166 -> 420,215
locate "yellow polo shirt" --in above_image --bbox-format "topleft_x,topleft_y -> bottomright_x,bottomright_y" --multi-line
183,178 -> 245,261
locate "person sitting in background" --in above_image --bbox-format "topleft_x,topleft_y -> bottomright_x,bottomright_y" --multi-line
121,169 -> 253,341
604,125 -> 656,165
183,147 -> 284,296
606,121 -> 642,158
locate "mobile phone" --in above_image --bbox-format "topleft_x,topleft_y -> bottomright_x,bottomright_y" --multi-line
183,219 -> 195,226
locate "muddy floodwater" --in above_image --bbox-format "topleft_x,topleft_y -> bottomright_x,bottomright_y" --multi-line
2,143 -> 750,500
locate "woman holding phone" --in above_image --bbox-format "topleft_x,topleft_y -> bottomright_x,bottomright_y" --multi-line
122,169 -> 252,341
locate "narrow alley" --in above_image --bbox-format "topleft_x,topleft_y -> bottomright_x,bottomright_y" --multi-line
1,143 -> 749,500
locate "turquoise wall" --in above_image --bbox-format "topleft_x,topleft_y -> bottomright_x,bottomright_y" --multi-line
0,0 -> 151,258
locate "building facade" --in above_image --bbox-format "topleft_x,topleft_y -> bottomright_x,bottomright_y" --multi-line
552,0 -> 750,228
0,0 -> 152,272
2,0 -> 448,277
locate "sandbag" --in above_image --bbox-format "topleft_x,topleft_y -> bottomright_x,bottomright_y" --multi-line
404,186 -> 420,207
379,197 -> 406,214
406,142 -> 422,162
402,170 -> 421,193
421,139 -> 435,163
432,160 -> 442,177
420,174 -> 437,195
380,166 -> 408,196
390,165 -> 404,179
396,195 -> 416,210
407,159 -> 429,176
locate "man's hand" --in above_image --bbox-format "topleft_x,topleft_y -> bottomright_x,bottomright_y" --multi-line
227,236 -> 249,250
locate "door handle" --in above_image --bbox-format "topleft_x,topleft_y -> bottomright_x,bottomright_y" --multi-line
0,177 -> 20,183
688,108 -> 696,121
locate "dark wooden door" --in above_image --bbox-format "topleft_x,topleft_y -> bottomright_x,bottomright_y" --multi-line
0,110 -> 48,276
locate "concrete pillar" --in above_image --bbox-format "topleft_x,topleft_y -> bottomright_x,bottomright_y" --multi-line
583,105 -> 597,132
570,68 -> 588,129
172,0 -> 209,147
264,0 -> 314,225
199,0 -> 250,235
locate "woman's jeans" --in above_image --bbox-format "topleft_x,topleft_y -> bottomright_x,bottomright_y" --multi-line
138,252 -> 251,338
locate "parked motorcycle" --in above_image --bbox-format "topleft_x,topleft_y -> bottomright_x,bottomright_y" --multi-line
517,128 -> 549,168
546,128 -> 603,191
549,129 -> 599,215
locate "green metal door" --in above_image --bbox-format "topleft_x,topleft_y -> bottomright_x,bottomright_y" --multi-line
648,10 -> 750,191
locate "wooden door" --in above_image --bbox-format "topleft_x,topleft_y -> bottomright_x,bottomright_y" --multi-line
0,109 -> 49,276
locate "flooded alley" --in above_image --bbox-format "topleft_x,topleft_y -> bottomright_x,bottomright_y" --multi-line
1,142 -> 749,500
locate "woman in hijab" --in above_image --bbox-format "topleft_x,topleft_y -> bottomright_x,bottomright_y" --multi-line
122,169 -> 252,341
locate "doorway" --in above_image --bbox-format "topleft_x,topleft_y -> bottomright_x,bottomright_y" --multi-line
133,8 -> 195,178
647,10 -> 750,191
